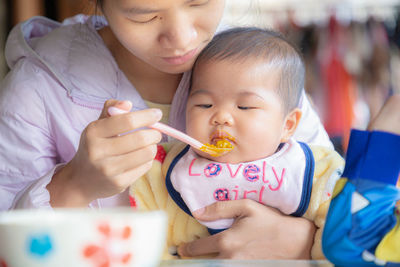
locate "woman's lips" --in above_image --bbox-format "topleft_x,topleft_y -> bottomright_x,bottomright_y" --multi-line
162,48 -> 198,65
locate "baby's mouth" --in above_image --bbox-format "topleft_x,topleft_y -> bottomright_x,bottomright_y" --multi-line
198,130 -> 235,157
210,130 -> 236,146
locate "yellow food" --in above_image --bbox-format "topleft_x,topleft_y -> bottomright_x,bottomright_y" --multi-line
200,139 -> 234,157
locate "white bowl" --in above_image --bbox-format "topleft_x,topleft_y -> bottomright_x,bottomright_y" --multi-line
0,208 -> 167,267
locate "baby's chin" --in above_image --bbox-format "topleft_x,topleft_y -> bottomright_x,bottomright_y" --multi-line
192,149 -> 232,163
193,149 -> 274,164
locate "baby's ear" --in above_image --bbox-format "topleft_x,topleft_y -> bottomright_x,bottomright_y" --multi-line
280,108 -> 302,143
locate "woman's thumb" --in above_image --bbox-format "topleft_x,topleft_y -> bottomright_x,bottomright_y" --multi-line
99,99 -> 132,119
192,200 -> 254,221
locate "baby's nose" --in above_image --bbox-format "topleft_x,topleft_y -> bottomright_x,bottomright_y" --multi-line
212,110 -> 234,126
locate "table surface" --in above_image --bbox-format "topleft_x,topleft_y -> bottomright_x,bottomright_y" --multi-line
160,260 -> 333,267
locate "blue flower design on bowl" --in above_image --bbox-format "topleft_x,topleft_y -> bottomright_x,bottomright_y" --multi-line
28,233 -> 53,258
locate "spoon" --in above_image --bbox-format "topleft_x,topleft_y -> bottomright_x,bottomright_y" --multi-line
108,107 -> 234,157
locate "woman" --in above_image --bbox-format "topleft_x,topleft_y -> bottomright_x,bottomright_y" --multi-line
0,0 -> 329,259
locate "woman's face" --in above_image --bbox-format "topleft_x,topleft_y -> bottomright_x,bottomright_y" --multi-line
101,0 -> 225,74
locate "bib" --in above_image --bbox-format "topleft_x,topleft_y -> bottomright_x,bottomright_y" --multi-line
166,139 -> 314,230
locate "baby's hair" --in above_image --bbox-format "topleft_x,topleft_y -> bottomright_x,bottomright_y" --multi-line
193,27 -> 305,114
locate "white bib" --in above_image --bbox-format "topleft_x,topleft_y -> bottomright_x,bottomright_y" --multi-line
166,139 -> 314,230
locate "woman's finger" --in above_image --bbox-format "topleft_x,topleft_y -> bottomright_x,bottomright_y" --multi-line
115,160 -> 155,188
100,144 -> 158,177
100,129 -> 162,157
88,108 -> 162,138
192,199 -> 266,222
178,234 -> 221,257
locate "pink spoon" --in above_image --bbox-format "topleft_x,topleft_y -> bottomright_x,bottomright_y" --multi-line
107,106 -> 233,157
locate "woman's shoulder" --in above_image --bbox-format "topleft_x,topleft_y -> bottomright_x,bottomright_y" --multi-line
6,16 -> 95,70
3,15 -> 121,109
0,58 -> 63,125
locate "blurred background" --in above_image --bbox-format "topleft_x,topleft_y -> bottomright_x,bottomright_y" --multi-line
1,0 -> 400,154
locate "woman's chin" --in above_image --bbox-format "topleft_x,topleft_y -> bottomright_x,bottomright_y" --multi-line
157,58 -> 196,74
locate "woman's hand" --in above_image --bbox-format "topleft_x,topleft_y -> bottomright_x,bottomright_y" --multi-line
367,94 -> 400,135
47,100 -> 162,207
178,199 -> 316,259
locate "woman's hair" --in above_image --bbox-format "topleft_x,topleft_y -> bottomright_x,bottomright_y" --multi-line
95,0 -> 103,12
193,27 -> 305,114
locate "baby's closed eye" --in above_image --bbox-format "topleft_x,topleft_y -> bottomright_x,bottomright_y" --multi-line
237,105 -> 258,110
196,104 -> 213,109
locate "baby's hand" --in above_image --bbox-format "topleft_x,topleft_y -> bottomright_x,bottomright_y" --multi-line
48,100 -> 162,207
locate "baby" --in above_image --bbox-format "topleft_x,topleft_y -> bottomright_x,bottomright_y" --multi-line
130,27 -> 344,259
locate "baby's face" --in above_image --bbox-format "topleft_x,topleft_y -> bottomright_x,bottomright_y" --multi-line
186,59 -> 289,163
